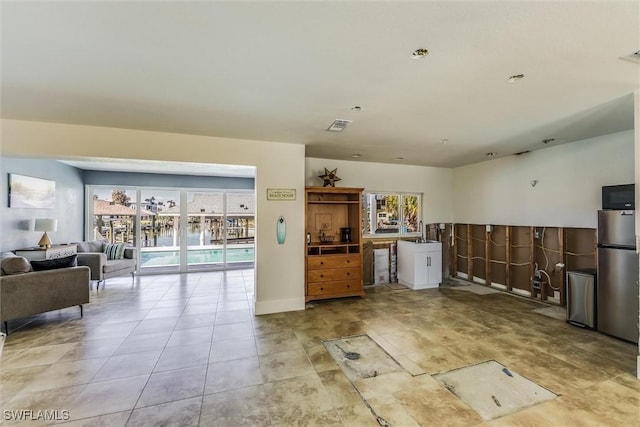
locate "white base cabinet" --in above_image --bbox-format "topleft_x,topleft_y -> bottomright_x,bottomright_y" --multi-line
397,240 -> 442,290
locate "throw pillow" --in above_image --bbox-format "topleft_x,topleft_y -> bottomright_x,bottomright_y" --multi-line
104,242 -> 126,260
31,254 -> 78,272
1,255 -> 31,275
76,240 -> 106,253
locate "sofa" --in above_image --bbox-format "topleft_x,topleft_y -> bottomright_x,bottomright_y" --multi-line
74,240 -> 137,288
0,253 -> 90,335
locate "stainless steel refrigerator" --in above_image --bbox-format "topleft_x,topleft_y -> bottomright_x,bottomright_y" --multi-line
597,210 -> 639,343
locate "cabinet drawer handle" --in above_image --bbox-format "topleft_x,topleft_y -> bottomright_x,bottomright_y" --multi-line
346,260 -> 350,263
320,261 -> 324,265
346,272 -> 350,276
320,287 -> 324,291
347,285 -> 350,288
320,274 -> 324,278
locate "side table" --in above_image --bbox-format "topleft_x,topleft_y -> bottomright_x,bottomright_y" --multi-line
15,244 -> 78,262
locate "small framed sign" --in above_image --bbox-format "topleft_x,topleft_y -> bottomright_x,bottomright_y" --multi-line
266,188 -> 296,201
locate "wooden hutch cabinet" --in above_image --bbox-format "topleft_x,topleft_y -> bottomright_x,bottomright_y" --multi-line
305,186 -> 365,302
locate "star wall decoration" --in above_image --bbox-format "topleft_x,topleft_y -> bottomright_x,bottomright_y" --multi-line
319,168 -> 341,187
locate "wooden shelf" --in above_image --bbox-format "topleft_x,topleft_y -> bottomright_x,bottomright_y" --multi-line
305,186 -> 365,303
306,200 -> 360,204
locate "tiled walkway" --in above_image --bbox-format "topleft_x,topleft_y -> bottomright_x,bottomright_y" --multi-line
1,271 -> 638,426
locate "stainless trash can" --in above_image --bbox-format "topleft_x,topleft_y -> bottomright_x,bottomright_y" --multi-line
566,269 -> 597,329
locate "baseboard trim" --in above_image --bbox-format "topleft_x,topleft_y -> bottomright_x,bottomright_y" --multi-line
254,297 -> 305,315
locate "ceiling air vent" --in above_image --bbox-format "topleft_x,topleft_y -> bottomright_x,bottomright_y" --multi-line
327,119 -> 352,132
620,50 -> 640,64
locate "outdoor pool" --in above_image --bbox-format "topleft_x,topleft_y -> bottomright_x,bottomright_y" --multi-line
140,246 -> 254,267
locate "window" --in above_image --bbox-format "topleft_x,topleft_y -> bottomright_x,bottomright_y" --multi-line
86,185 -> 255,273
362,192 -> 422,237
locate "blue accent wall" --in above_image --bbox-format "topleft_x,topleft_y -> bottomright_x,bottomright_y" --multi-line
83,171 -> 254,189
1,159 -> 254,253
1,157 -> 85,252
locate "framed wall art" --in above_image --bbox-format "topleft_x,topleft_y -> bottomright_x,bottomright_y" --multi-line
8,174 -> 56,209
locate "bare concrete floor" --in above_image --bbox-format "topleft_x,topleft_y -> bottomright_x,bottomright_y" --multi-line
1,271 -> 638,426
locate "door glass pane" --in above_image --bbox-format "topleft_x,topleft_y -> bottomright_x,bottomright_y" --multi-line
140,190 -> 180,271
369,193 -> 399,235
402,194 -> 420,233
91,187 -> 138,246
225,192 -> 255,266
186,192 -> 224,269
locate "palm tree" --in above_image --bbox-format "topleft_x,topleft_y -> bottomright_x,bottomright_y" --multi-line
403,195 -> 419,232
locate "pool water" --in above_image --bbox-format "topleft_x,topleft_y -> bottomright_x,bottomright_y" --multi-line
141,246 -> 254,267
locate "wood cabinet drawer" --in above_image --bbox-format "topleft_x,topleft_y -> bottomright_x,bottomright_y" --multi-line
307,280 -> 362,296
307,254 -> 361,270
308,267 -> 361,283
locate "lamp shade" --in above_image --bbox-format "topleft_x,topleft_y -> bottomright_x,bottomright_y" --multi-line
34,218 -> 58,232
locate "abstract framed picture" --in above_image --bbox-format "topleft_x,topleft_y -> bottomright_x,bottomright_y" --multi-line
8,174 -> 56,208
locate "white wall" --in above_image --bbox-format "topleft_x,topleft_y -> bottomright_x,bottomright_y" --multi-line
634,91 -> 640,376
0,119 -> 306,315
452,130 -> 635,228
305,158 -> 454,223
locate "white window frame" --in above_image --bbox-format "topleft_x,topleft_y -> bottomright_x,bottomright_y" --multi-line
362,191 -> 422,238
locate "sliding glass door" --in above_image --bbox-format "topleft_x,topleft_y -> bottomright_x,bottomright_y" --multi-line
139,189 -> 181,273
87,186 -> 255,273
185,191 -> 224,270
89,187 -> 138,245
223,192 -> 255,268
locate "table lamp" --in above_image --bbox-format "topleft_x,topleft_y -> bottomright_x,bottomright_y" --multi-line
35,218 -> 57,248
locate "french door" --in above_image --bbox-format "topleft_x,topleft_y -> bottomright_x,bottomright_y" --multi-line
87,186 -> 255,273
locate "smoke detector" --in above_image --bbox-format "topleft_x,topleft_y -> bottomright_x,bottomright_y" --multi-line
327,119 -> 352,132
620,50 -> 640,64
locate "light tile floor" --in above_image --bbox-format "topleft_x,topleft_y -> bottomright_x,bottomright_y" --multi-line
1,270 -> 638,426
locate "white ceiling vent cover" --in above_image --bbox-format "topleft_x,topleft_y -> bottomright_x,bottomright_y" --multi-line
620,50 -> 640,64
327,119 -> 352,132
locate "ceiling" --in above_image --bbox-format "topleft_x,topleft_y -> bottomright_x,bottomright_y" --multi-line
2,1 -> 639,170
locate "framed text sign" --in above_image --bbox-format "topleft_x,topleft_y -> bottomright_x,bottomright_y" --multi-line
266,188 -> 296,201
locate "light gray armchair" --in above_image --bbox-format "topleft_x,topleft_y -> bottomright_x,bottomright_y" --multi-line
74,240 -> 137,289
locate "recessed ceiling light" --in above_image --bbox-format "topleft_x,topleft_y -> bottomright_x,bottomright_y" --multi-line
486,152 -> 497,158
351,153 -> 361,158
542,138 -> 555,144
327,119 -> 352,132
411,48 -> 429,59
350,106 -> 362,111
394,157 -> 405,161
507,74 -> 525,82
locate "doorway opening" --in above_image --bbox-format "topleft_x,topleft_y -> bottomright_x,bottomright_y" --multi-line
87,186 -> 255,273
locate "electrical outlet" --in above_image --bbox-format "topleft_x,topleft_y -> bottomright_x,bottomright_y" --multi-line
554,291 -> 560,299
534,230 -> 541,239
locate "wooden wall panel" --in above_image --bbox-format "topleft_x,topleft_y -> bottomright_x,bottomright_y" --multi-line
471,225 -> 486,282
489,225 -> 507,287
440,224 -> 452,279
564,228 -> 597,271
533,227 -> 563,301
509,226 -> 533,294
455,224 -> 469,276
450,223 -> 597,306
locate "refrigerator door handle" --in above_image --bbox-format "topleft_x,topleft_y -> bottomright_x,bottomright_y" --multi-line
620,211 -> 633,216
